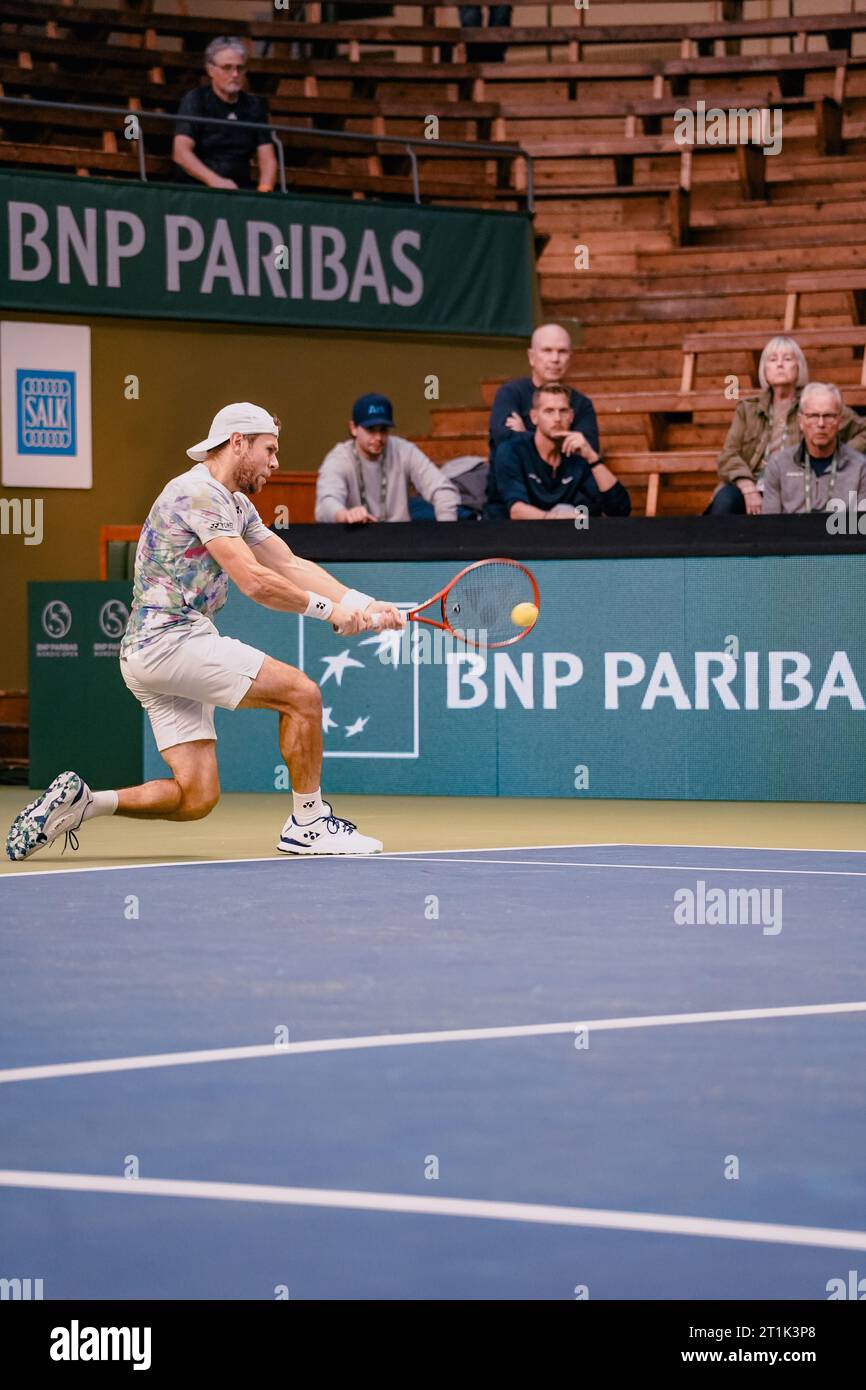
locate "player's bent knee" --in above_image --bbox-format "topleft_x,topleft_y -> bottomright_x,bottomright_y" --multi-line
176,787 -> 220,820
284,672 -> 321,719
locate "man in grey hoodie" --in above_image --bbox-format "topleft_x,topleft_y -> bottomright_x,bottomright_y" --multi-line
315,393 -> 460,524
762,382 -> 866,515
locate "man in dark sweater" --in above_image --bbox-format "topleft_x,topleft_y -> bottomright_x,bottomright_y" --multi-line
173,37 -> 277,192
488,322 -> 599,462
487,383 -> 630,520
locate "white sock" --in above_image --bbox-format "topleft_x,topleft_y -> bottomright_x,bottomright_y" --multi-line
82,790 -> 119,822
293,788 -> 324,824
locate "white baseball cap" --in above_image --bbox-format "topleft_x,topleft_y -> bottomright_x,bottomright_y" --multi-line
186,403 -> 280,462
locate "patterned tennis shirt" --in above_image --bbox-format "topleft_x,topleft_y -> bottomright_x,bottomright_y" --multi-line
120,463 -> 271,655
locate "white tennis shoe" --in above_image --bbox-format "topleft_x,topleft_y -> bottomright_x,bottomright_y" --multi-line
5,770 -> 92,861
277,802 -> 382,855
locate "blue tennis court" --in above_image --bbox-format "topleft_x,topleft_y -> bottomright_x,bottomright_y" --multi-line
1,843 -> 865,1301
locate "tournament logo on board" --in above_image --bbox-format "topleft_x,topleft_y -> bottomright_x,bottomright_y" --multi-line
298,614 -> 419,759
36,599 -> 78,659
99,600 -> 129,639
41,600 -> 72,639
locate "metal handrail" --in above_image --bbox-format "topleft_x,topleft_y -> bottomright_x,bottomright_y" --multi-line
0,94 -> 534,212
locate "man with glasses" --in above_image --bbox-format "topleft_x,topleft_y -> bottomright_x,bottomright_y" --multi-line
173,37 -> 277,192
707,336 -> 866,514
762,382 -> 866,514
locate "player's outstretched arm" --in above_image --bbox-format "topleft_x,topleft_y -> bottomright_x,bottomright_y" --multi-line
248,532 -> 403,629
247,532 -> 353,602
207,535 -> 365,635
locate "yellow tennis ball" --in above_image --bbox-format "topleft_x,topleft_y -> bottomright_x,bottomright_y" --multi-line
511,602 -> 538,628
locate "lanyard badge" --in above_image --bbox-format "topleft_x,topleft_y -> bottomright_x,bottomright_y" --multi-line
354,443 -> 389,519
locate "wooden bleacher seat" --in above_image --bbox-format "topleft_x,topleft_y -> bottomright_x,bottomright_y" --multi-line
498,95 -> 845,160
0,65 -> 500,138
6,1 -> 866,62
0,141 -> 172,179
681,328 -> 866,393
521,134 -> 768,242
784,271 -> 866,331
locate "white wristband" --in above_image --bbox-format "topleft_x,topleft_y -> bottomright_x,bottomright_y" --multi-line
304,591 -> 334,620
341,588 -> 374,614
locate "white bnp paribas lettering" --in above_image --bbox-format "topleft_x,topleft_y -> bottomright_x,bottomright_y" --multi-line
446,652 -> 583,710
164,217 -> 423,303
445,650 -> 864,711
604,650 -> 863,711
8,201 -> 143,286
5,201 -> 425,306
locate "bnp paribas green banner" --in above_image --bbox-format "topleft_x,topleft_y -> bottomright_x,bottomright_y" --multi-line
1,170 -> 535,336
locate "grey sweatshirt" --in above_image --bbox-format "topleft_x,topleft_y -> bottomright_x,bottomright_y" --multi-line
315,436 -> 460,523
762,439 -> 866,514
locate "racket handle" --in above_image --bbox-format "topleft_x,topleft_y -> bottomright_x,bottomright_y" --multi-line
331,610 -> 399,635
368,609 -> 408,628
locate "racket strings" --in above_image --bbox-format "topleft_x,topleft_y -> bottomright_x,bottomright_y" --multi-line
443,563 -> 536,648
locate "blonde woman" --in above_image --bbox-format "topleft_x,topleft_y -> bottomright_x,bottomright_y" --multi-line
706,336 -> 866,514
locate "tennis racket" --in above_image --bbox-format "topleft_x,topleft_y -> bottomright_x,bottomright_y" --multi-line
371,557 -> 539,650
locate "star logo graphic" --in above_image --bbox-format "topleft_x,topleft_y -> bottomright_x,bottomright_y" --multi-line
359,628 -> 404,668
299,610 -> 418,758
319,649 -> 365,687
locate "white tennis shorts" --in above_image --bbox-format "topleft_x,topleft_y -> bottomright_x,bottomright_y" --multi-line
120,619 -> 266,751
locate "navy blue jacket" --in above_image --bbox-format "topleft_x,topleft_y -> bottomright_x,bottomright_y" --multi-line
487,433 -> 631,519
488,378 -> 600,459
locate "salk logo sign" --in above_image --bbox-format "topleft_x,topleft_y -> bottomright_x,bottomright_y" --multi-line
16,369 -> 76,454
1,321 -> 92,488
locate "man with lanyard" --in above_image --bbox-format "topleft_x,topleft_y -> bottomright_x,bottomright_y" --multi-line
315,394 -> 460,524
6,404 -> 404,862
762,382 -> 866,514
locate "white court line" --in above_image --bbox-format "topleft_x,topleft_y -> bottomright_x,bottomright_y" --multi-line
387,857 -> 866,877
1,841 -> 864,881
1,1169 -> 865,1252
0,843 -> 623,881
2,1001 -> 864,1085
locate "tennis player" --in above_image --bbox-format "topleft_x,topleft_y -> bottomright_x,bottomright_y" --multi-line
6,403 -> 403,861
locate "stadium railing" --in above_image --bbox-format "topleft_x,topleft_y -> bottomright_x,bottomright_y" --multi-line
0,96 -> 535,210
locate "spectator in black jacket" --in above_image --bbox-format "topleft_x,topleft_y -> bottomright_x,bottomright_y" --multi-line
173,37 -> 277,192
488,322 -> 599,464
487,383 -> 630,520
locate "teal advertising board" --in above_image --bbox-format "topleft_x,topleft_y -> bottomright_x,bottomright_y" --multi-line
135,556 -> 865,802
29,557 -> 866,801
1,171 -> 535,336
28,581 -> 141,789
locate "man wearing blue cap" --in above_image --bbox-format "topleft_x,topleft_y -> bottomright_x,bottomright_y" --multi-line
315,394 -> 460,524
